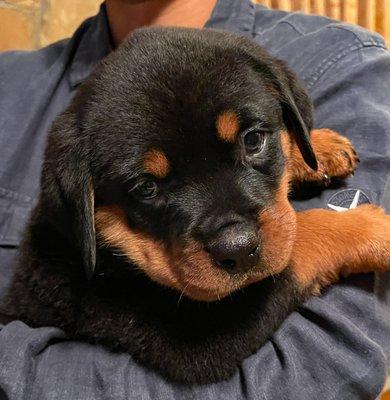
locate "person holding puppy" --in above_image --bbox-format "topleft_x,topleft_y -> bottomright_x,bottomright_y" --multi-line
0,0 -> 389,399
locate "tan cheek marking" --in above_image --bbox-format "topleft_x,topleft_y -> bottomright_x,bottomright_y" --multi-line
216,110 -> 240,143
280,130 -> 294,182
258,171 -> 296,275
143,149 -> 170,179
95,205 -> 179,288
280,131 -> 291,158
95,206 -> 240,301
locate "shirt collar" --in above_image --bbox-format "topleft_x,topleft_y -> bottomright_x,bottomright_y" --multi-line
69,3 -> 113,88
205,0 -> 255,34
69,0 -> 255,89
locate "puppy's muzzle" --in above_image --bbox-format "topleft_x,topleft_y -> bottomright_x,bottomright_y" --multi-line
206,221 -> 259,274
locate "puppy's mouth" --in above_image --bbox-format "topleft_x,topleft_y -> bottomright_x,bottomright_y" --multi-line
170,240 -> 264,302
95,204 -> 296,302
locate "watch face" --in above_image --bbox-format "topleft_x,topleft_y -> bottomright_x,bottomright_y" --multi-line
327,188 -> 371,212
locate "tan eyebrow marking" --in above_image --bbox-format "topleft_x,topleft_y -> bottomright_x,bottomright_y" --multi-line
216,110 -> 240,143
143,149 -> 170,179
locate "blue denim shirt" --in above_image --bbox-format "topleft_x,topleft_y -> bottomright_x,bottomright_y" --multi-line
0,1 -> 389,399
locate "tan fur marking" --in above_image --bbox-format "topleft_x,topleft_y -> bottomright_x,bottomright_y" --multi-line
216,110 -> 240,143
95,206 -> 248,301
280,131 -> 291,158
286,128 -> 358,184
273,132 -> 390,292
95,206 -> 178,287
258,145 -> 390,292
291,205 -> 390,288
171,240 -> 247,301
143,149 -> 170,179
257,171 -> 296,277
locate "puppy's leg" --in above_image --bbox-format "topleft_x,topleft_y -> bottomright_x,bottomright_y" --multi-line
290,205 -> 390,292
284,129 -> 359,185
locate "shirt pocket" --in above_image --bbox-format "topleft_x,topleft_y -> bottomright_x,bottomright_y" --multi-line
0,187 -> 33,248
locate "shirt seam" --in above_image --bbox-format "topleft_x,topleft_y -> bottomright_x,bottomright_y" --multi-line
327,24 -> 386,47
252,13 -> 305,37
305,42 -> 387,89
269,19 -> 304,36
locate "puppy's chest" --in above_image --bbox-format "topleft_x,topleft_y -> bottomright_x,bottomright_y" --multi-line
69,268 -> 303,384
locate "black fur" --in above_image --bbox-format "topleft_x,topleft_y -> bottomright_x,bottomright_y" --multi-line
4,27 -> 316,384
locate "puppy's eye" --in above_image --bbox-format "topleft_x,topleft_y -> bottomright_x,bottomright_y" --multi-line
134,179 -> 159,199
243,131 -> 266,153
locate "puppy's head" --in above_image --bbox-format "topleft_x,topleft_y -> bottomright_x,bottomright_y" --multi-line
42,27 -> 316,301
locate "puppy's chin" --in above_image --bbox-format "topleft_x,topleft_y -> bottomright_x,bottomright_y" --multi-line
95,205 -> 296,302
176,265 -> 289,302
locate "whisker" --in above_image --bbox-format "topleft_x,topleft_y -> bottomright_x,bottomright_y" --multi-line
112,252 -> 126,258
177,281 -> 192,307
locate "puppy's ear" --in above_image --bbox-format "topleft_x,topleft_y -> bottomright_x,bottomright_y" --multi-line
41,110 -> 96,279
239,40 -> 317,170
274,60 -> 318,170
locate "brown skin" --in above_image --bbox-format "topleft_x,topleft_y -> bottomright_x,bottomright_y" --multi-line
105,0 -> 218,47
95,128 -> 390,301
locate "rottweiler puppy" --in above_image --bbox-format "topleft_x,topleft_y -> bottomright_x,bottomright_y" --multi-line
4,27 -> 390,385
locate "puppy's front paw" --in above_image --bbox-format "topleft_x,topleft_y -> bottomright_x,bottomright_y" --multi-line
288,128 -> 359,186
311,129 -> 359,184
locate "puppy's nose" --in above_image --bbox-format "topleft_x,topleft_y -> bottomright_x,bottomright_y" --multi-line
206,223 -> 259,274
